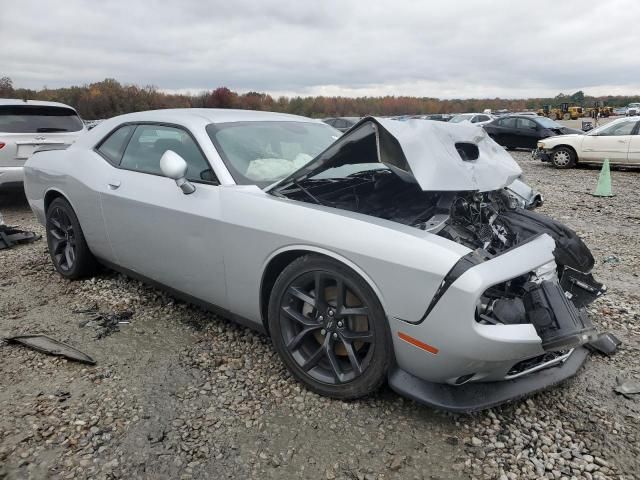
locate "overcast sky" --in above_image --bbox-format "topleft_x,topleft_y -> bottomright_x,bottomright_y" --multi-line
2,0 -> 638,99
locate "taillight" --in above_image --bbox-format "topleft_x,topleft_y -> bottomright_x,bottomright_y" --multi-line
0,142 -> 5,149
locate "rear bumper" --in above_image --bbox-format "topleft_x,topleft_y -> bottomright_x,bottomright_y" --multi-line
388,347 -> 588,413
0,166 -> 24,188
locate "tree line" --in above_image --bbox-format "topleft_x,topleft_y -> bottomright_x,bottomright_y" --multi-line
1,77 -> 638,120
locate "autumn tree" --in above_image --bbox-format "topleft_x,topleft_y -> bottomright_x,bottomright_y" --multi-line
0,76 -> 14,96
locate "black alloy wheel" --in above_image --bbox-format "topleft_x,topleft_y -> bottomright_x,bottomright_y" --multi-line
46,197 -> 97,279
269,255 -> 390,399
47,205 -> 77,272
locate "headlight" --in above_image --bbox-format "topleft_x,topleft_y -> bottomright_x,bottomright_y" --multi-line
537,142 -> 545,149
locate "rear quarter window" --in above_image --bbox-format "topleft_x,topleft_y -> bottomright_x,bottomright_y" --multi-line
96,125 -> 136,165
0,105 -> 84,133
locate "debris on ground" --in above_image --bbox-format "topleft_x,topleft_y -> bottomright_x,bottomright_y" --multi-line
614,377 -> 640,399
586,332 -> 622,356
74,307 -> 134,339
602,255 -> 620,264
0,224 -> 41,250
4,334 -> 96,364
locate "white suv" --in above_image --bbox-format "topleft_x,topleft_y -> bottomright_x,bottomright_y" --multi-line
0,99 -> 86,189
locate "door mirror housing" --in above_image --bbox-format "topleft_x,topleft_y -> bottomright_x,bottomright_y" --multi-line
160,150 -> 196,194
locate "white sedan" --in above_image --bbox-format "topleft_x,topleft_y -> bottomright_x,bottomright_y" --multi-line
536,117 -> 640,168
448,113 -> 494,126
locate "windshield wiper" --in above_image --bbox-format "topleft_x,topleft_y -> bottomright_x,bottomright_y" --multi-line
292,180 -> 324,205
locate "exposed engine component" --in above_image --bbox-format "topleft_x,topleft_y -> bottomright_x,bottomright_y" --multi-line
522,281 -> 596,351
437,191 -> 516,254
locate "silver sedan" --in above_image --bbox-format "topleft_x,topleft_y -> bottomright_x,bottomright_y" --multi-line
23,110 -> 604,412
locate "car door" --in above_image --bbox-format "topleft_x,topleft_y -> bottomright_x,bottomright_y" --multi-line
626,121 -> 640,165
494,117 -> 518,147
98,123 -> 229,308
515,118 -> 540,149
581,120 -> 636,163
484,119 -> 503,144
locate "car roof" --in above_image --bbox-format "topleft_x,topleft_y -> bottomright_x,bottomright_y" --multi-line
0,98 -> 78,110
110,108 -> 320,126
76,108 -> 330,148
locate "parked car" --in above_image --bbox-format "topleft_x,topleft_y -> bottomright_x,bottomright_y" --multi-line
483,115 -> 583,150
0,99 -> 85,189
84,119 -> 104,130
626,103 -> 640,116
535,116 -> 640,168
613,107 -> 627,116
24,110 -> 604,412
321,117 -> 360,132
413,114 -> 452,122
449,113 -> 494,126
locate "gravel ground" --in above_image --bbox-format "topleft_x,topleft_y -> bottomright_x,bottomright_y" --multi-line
1,152 -> 639,480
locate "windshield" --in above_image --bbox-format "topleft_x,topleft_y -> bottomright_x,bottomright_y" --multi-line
628,103 -> 640,108
449,114 -> 473,123
588,119 -> 636,136
0,105 -> 84,133
536,117 -> 563,129
207,121 -> 341,186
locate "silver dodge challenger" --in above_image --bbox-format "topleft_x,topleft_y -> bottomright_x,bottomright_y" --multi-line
23,109 -> 604,412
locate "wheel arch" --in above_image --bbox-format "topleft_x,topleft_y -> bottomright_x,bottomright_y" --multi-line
44,188 -> 74,213
552,143 -> 579,161
259,246 -> 387,334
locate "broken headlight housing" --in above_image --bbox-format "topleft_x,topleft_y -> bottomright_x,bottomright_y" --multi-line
477,262 -> 598,352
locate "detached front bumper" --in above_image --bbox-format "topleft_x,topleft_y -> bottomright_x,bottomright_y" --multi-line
388,347 -> 588,413
532,148 -> 551,162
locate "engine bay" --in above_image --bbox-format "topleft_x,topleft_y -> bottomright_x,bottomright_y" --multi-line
275,168 -> 584,259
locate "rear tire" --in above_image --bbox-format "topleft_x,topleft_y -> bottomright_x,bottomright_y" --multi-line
551,147 -> 576,169
46,197 -> 97,279
268,255 -> 391,400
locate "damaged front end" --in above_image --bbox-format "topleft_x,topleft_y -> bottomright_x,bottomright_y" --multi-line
439,192 -> 604,353
270,117 -> 607,410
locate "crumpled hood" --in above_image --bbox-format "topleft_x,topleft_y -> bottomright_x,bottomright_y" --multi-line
271,117 -> 522,192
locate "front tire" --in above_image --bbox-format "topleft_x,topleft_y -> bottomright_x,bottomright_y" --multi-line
551,146 -> 576,169
268,255 -> 391,400
46,197 -> 97,279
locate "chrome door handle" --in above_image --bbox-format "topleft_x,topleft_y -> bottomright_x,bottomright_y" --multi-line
617,139 -> 627,143
108,180 -> 121,190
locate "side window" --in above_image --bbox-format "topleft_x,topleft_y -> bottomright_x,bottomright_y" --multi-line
499,117 -> 517,128
517,118 -> 537,129
120,125 -> 217,183
597,121 -> 636,136
477,115 -> 490,122
97,125 -> 135,164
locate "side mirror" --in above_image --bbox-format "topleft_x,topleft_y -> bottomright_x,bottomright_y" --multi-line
160,150 -> 196,195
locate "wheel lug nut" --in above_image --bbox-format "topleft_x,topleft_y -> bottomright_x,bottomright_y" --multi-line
321,329 -> 326,336
318,315 -> 324,322
337,321 -> 343,327
328,310 -> 334,316
332,333 -> 338,339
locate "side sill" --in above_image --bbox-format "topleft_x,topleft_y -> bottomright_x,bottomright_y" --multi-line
96,258 -> 267,335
